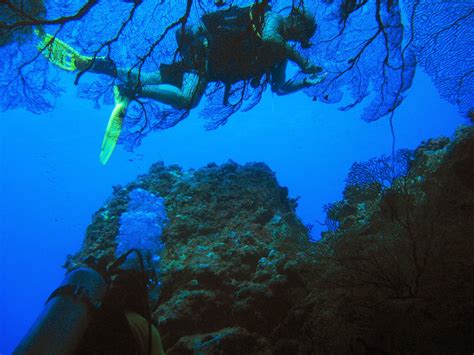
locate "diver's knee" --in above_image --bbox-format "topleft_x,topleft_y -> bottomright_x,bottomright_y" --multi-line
180,93 -> 202,110
170,95 -> 197,110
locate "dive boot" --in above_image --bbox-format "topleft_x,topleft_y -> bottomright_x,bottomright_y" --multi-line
99,85 -> 131,165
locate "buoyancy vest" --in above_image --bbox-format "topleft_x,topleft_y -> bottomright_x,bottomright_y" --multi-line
201,4 -> 271,84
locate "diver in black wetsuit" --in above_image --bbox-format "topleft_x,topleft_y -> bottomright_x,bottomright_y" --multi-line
38,4 -> 325,164
78,4 -> 325,110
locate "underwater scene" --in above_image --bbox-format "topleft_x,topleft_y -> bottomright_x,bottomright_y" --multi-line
1,0 -> 473,353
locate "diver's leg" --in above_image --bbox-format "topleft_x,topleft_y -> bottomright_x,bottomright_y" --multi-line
76,58 -> 163,86
141,72 -> 206,110
75,57 -> 163,86
75,57 -> 116,76
35,31 -> 163,86
116,69 -> 163,86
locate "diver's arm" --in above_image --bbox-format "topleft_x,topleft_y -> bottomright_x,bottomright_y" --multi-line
270,60 -> 291,95
263,41 -> 320,75
271,60 -> 327,96
262,13 -> 321,74
271,60 -> 309,95
285,45 -> 321,74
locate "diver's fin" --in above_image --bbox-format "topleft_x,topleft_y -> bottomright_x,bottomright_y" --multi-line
99,86 -> 130,165
35,29 -> 94,72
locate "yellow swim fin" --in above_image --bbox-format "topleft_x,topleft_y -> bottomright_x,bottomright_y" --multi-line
99,86 -> 130,165
35,29 -> 94,71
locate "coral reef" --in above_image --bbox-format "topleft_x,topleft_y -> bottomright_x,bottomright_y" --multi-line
312,125 -> 474,353
66,160 -> 313,353
67,125 -> 474,353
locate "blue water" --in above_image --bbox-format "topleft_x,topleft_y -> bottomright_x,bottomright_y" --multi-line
0,66 -> 466,353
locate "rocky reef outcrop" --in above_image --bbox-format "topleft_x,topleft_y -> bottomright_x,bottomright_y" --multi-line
67,161 -> 315,353
68,125 -> 474,354
308,125 -> 474,353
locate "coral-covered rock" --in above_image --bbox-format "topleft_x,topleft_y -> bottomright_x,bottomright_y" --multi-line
167,327 -> 260,355
315,125 -> 474,353
67,160 -> 313,353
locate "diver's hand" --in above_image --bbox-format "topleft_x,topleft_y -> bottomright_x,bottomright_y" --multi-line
304,72 -> 327,86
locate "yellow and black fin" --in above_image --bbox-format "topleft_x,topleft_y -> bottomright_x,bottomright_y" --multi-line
99,86 -> 130,165
35,30 -> 95,72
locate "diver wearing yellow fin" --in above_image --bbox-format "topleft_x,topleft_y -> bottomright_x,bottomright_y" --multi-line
36,5 -> 325,165
34,30 -> 200,165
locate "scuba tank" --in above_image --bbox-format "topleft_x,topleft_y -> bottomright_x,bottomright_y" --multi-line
13,268 -> 106,355
14,187 -> 167,354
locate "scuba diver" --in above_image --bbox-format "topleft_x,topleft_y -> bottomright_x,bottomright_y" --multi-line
37,4 -> 325,164
14,249 -> 166,355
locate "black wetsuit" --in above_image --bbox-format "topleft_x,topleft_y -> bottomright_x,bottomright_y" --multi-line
163,4 -> 285,87
204,5 -> 268,84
